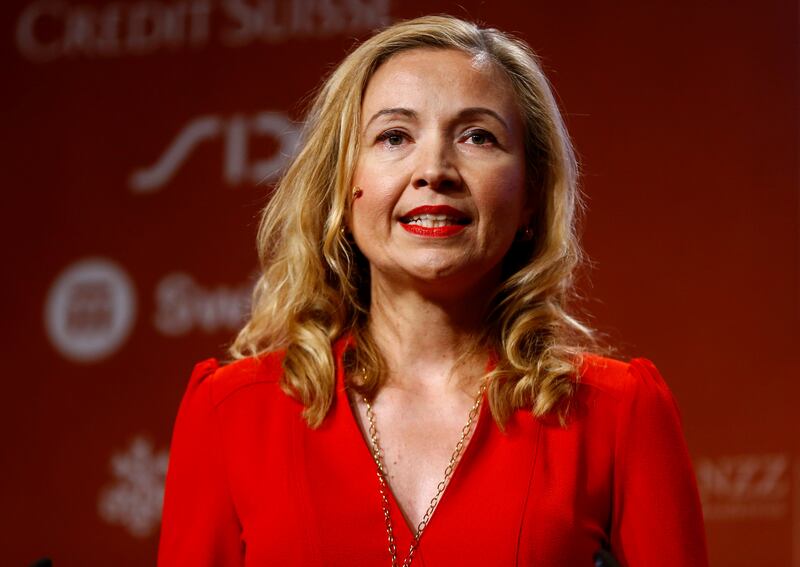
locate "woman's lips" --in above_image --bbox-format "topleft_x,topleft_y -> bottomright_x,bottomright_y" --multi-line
401,223 -> 467,237
398,205 -> 470,238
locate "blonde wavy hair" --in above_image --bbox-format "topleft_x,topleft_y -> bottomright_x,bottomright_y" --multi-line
230,15 -> 594,428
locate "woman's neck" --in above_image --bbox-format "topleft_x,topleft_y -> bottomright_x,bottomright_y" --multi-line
366,275 -> 495,396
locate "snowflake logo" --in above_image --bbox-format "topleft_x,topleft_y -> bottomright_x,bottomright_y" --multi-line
98,435 -> 169,538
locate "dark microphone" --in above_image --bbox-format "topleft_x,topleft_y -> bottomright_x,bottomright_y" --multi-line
594,548 -> 621,567
29,559 -> 52,567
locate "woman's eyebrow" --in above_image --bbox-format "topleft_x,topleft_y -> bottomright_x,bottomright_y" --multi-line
365,108 -> 418,129
457,107 -> 510,131
363,106 -> 510,131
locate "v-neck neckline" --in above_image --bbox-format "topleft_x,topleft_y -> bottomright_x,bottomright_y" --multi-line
332,335 -> 491,541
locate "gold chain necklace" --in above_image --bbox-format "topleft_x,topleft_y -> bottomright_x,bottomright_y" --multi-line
361,382 -> 486,567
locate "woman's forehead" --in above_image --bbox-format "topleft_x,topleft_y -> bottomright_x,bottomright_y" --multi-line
360,48 -> 520,126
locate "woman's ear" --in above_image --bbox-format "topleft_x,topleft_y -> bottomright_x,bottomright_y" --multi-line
340,185 -> 361,236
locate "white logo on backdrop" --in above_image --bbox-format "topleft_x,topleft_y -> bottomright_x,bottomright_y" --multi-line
696,453 -> 790,520
154,272 -> 253,336
16,0 -> 391,62
129,112 -> 300,192
220,0 -> 390,45
98,436 -> 169,538
45,258 -> 137,363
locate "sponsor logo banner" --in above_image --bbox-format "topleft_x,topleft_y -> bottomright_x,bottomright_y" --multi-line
45,258 -> 138,363
16,0 -> 392,62
130,112 -> 300,192
696,453 -> 791,521
98,436 -> 169,538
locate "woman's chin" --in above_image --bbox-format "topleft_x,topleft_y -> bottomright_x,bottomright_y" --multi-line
371,259 -> 502,298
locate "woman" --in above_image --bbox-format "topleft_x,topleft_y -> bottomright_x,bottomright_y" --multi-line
158,15 -> 708,567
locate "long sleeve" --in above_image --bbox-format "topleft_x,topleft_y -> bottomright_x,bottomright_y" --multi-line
610,358 -> 709,566
158,359 -> 245,567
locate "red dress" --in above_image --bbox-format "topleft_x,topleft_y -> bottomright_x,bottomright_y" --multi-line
158,338 -> 708,566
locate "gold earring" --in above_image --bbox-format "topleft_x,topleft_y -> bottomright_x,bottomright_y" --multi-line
352,186 -> 363,199
518,225 -> 534,241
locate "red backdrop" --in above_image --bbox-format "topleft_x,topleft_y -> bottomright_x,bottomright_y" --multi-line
4,0 -> 798,565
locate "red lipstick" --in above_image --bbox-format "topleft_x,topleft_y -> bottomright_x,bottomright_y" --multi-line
398,205 -> 470,238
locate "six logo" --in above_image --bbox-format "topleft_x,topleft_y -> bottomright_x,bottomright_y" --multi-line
45,258 -> 137,363
129,111 -> 300,192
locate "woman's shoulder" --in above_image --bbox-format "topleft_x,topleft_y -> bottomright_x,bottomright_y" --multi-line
577,352 -> 674,404
184,350 -> 288,409
572,353 -> 685,443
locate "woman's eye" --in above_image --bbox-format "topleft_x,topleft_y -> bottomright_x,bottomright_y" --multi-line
464,130 -> 496,146
377,130 -> 406,146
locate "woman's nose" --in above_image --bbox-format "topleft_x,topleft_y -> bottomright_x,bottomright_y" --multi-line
411,137 -> 462,191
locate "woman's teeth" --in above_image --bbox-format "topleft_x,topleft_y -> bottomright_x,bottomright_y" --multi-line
405,214 -> 467,227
